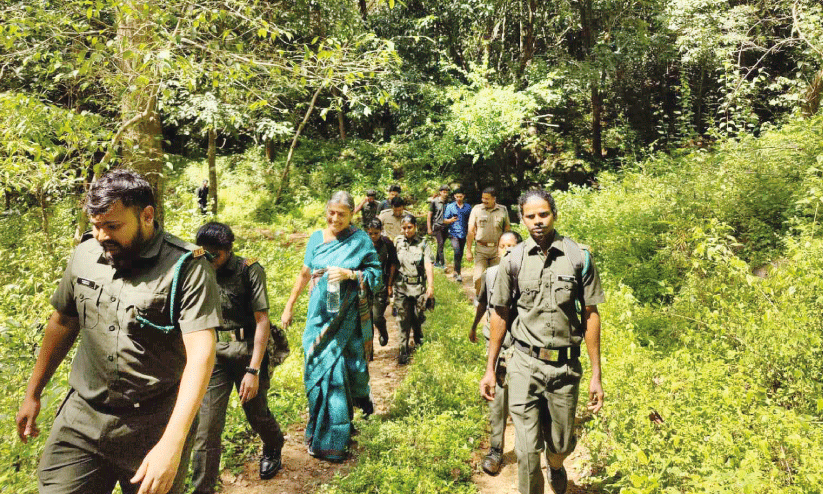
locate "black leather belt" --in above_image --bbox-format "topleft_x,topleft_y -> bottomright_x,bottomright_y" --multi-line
514,339 -> 580,363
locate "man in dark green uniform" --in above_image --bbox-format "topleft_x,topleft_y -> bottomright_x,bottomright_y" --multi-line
16,170 -> 220,494
480,189 -> 605,494
191,222 -> 285,493
354,189 -> 380,226
365,218 -> 398,351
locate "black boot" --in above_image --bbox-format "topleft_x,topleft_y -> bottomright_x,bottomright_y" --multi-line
354,396 -> 374,417
377,321 -> 389,347
259,444 -> 282,480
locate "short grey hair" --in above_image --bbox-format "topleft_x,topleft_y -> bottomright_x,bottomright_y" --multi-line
327,190 -> 355,211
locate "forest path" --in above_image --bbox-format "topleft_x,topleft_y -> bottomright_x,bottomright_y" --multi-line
219,235 -> 409,493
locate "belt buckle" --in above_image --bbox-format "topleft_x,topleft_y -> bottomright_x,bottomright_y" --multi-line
538,348 -> 559,361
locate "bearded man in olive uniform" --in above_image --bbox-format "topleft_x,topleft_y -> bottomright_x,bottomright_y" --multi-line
16,170 -> 220,494
191,222 -> 285,493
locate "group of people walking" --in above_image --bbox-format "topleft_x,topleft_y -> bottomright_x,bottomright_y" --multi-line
15,170 -> 605,494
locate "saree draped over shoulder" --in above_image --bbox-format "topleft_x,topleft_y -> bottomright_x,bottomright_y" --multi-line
301,227 -> 382,460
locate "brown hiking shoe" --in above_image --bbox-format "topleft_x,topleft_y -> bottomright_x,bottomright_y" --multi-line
549,466 -> 567,494
481,447 -> 503,475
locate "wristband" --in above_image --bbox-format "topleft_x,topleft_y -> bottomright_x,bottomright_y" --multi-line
245,367 -> 259,376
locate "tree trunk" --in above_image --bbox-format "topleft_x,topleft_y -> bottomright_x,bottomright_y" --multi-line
274,83 -> 326,205
208,128 -> 218,214
358,0 -> 368,21
265,139 -> 276,162
516,0 -> 537,84
591,79 -> 603,160
116,1 -> 165,224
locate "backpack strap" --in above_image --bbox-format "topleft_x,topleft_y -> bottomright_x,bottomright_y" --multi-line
562,236 -> 591,322
508,242 -> 527,300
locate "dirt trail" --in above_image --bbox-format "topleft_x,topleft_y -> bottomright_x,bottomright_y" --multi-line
219,307 -> 408,494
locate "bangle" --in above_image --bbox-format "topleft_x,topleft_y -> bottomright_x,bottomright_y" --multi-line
349,270 -> 357,280
245,367 -> 259,376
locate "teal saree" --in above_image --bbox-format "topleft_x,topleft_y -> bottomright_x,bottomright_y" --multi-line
301,226 -> 381,460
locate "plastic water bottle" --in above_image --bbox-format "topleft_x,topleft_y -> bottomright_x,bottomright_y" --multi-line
327,278 -> 340,314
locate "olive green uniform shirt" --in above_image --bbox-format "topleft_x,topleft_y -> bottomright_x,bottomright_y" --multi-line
468,204 -> 511,254
393,234 -> 432,297
491,234 -> 605,349
360,200 -> 380,226
215,254 -> 268,342
50,227 -> 221,409
378,209 -> 412,240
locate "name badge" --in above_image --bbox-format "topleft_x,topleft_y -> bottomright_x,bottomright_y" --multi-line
557,275 -> 575,282
76,277 -> 98,290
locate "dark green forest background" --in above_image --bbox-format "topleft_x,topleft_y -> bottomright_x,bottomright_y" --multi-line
1,0 -> 822,492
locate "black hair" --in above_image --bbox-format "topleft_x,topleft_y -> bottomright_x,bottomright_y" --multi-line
500,230 -> 523,244
366,218 -> 383,231
390,195 -> 405,207
84,169 -> 156,216
439,184 -> 450,192
517,189 -> 557,216
196,222 -> 235,250
482,186 -> 497,197
453,188 -> 464,195
400,213 -> 417,226
389,184 -> 402,193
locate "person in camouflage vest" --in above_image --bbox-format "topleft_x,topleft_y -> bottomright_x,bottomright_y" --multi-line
392,214 -> 434,365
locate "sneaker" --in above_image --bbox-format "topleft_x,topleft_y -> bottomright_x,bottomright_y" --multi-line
481,447 -> 503,475
259,444 -> 282,480
549,466 -> 567,494
454,274 -> 462,282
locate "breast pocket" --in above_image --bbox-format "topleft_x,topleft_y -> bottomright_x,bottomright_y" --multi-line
554,277 -> 579,323
123,291 -> 171,333
518,280 -> 540,308
75,285 -> 101,329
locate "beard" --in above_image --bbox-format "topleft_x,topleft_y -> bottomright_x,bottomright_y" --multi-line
101,228 -> 149,270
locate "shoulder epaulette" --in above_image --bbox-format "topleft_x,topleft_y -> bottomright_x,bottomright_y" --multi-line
163,233 -> 200,253
192,247 -> 207,259
244,257 -> 259,267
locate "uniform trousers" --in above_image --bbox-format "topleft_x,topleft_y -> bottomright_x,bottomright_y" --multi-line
507,347 -> 582,494
450,237 -> 467,275
432,226 -> 447,266
371,287 -> 389,341
38,389 -> 195,494
473,248 -> 500,295
191,341 -> 284,494
394,293 -> 424,355
485,338 -> 511,452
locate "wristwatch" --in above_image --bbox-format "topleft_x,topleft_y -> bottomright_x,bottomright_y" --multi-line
245,367 -> 259,376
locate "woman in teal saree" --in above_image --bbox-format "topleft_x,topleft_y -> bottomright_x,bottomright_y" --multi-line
281,191 -> 382,461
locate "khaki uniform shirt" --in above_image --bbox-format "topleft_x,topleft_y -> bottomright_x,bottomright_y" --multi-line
468,204 -> 511,254
378,209 -> 412,240
50,227 -> 221,409
491,234 -> 605,349
215,254 -> 268,342
393,234 -> 432,297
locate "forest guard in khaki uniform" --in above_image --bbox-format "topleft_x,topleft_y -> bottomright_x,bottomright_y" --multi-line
466,187 -> 511,296
469,231 -> 521,476
16,170 -> 220,494
365,217 -> 398,353
191,223 -> 285,493
377,195 -> 411,240
480,190 -> 605,494
392,214 -> 434,365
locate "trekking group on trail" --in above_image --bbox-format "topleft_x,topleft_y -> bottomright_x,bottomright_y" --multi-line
16,171 -> 604,494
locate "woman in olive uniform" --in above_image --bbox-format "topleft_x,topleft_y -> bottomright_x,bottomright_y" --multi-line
392,214 -> 434,364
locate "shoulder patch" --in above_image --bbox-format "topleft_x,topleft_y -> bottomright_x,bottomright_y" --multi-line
244,257 -> 259,267
192,247 -> 207,259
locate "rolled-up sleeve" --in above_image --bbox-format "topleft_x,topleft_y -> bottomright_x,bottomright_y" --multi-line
50,253 -> 78,317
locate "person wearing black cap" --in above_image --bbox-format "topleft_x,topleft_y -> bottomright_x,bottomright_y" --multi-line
354,189 -> 380,226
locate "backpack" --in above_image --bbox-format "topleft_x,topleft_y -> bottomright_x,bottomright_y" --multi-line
508,236 -> 591,328
240,259 -> 290,373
